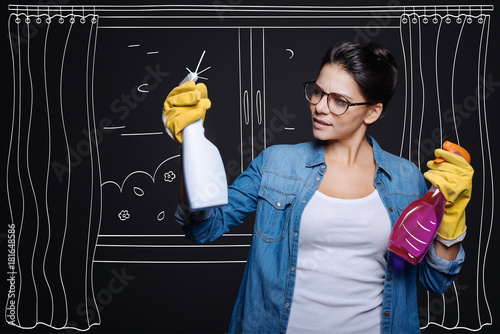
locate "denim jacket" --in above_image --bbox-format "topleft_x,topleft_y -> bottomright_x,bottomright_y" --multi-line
176,136 -> 465,334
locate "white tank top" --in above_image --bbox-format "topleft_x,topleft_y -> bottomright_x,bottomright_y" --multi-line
287,189 -> 391,334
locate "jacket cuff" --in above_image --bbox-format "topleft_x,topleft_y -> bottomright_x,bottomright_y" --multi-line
425,241 -> 465,275
174,204 -> 213,226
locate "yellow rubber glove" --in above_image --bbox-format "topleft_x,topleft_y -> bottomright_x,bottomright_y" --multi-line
163,81 -> 211,143
423,149 -> 474,242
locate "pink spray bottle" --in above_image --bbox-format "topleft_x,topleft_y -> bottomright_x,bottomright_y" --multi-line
387,141 -> 471,265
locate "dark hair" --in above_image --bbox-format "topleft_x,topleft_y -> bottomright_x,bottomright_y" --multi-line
321,41 -> 398,116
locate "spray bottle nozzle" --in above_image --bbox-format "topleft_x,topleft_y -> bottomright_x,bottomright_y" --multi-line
433,141 -> 471,164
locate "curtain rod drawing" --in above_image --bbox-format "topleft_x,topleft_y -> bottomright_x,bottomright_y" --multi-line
7,4 -> 495,13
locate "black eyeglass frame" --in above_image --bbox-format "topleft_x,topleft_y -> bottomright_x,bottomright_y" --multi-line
303,81 -> 373,115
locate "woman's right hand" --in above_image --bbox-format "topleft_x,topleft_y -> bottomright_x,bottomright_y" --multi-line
162,81 -> 211,143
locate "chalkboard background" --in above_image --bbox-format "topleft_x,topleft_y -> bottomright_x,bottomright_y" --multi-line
2,0 -> 499,333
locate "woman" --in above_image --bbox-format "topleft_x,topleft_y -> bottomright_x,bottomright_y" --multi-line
164,42 -> 472,333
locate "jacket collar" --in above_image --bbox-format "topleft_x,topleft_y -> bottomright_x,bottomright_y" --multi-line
367,135 -> 393,180
306,140 -> 326,167
306,136 -> 393,179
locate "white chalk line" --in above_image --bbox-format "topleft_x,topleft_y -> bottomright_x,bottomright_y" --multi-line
58,20 -> 73,327
102,125 -> 125,130
416,15 -> 425,169
5,13 -> 17,326
96,244 -> 250,248
8,4 -> 494,13
398,16 -> 408,158
42,21 -> 55,324
25,19 -> 42,325
262,28 -> 267,149
89,17 -> 104,328
9,17 -> 27,328
84,19 -> 100,328
250,28 -> 254,160
238,28 -> 244,173
99,26 -> 400,29
476,15 -> 493,328
120,132 -> 163,136
7,322 -> 100,332
97,233 -> 252,237
435,17 -> 444,146
100,15 -> 402,19
100,154 -> 180,192
93,260 -> 247,264
137,83 -> 149,92
450,15 -> 467,146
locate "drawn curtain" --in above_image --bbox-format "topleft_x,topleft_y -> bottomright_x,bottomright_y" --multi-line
398,9 -> 493,331
6,11 -> 102,330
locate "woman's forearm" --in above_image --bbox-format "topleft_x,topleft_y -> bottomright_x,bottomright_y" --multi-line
434,240 -> 460,261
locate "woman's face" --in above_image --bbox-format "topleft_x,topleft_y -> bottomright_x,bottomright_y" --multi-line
310,63 -> 380,142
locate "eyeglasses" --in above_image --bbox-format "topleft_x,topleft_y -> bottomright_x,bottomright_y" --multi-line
303,81 -> 372,115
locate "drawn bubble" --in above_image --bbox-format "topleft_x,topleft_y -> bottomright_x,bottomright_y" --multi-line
118,210 -> 130,221
157,211 -> 165,221
138,83 -> 149,93
133,187 -> 145,196
164,171 -> 176,183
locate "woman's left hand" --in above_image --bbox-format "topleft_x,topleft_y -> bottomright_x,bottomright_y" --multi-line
424,148 -> 474,243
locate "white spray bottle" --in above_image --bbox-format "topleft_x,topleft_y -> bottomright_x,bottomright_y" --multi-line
164,51 -> 228,211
